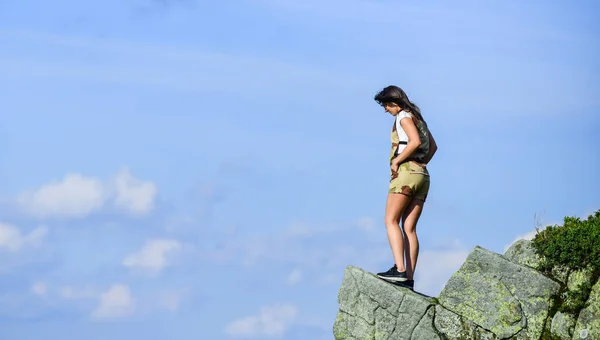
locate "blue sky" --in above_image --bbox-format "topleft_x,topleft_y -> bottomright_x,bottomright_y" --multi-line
0,0 -> 598,339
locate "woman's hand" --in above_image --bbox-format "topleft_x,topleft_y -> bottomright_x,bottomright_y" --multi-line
390,159 -> 400,173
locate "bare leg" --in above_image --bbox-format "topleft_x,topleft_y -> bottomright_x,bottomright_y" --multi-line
401,199 -> 424,280
384,193 -> 413,272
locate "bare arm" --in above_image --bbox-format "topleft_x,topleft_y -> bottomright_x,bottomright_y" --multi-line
422,132 -> 438,164
391,117 -> 421,166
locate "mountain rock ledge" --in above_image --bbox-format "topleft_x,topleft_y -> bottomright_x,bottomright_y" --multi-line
333,244 -> 600,339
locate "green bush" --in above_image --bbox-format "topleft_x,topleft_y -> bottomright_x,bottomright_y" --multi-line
531,209 -> 600,272
531,209 -> 600,314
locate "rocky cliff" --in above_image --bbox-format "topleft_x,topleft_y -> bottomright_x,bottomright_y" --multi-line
333,242 -> 600,340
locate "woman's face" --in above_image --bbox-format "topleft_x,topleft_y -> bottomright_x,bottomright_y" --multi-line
383,102 -> 401,116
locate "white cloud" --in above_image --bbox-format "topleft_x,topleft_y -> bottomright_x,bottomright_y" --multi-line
112,168 -> 157,216
59,284 -> 182,317
91,284 -> 135,320
31,281 -> 47,296
503,229 -> 540,252
122,239 -> 182,275
0,223 -> 48,252
286,268 -> 302,286
415,243 -> 471,297
204,218 -> 390,270
203,219 -> 469,297
17,174 -> 105,219
225,304 -> 299,338
15,168 -> 157,219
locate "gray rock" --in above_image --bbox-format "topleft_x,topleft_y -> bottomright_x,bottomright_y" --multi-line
573,278 -> 600,340
507,328 -> 529,339
504,239 -> 541,270
433,304 -> 497,339
391,294 -> 438,339
411,306 -> 440,340
438,266 -> 524,338
550,311 -> 576,339
333,265 -> 438,340
503,239 -> 572,285
439,246 -> 560,340
433,304 -> 464,338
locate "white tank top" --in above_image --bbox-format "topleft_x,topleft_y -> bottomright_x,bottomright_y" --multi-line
394,110 -> 413,155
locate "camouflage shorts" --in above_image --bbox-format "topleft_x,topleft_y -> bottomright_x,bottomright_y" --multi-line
389,161 -> 430,201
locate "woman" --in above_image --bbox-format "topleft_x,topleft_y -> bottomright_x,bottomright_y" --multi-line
373,85 -> 438,290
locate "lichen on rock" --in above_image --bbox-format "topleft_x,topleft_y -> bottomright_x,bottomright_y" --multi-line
550,311 -> 576,339
433,304 -> 497,340
333,246 -> 571,339
438,269 -> 524,338
334,265 -> 438,339
573,278 -> 600,340
439,246 -> 560,340
504,239 -> 541,270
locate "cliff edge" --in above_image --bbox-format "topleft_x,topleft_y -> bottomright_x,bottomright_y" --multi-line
333,243 -> 600,340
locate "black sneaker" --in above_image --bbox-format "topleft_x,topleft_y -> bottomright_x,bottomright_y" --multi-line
376,265 -> 407,282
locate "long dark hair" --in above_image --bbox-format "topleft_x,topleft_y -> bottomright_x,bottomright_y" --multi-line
374,85 -> 426,125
